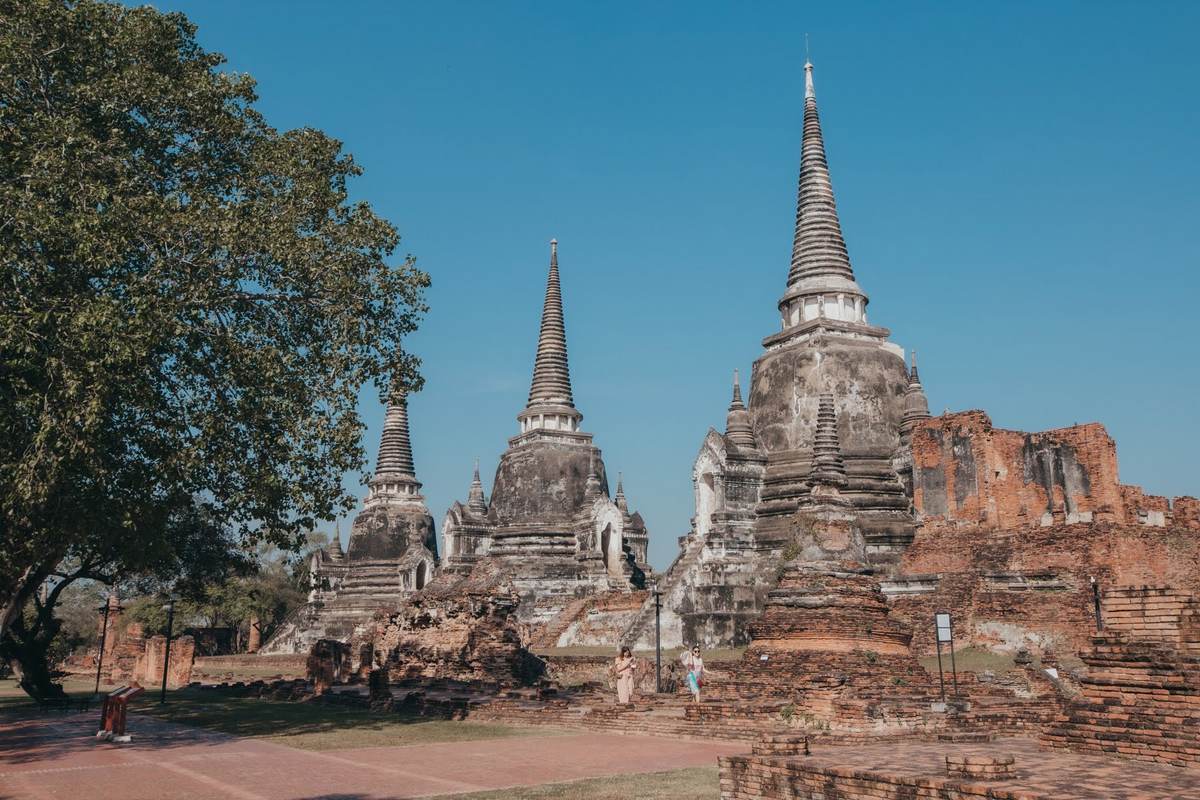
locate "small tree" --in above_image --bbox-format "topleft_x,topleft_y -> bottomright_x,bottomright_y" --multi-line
0,1 -> 428,696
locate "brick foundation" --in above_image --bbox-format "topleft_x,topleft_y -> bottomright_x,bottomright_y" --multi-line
1042,586 -> 1200,767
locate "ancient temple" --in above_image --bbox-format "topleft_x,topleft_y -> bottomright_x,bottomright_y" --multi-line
626,60 -> 922,650
260,389 -> 439,653
442,240 -> 651,626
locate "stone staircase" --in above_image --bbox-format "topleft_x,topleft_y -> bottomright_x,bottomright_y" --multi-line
1042,586 -> 1200,766
260,560 -> 406,654
1042,633 -> 1200,765
530,597 -> 592,649
621,531 -> 707,649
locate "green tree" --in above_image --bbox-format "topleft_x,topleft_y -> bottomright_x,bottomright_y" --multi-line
0,1 -> 428,696
0,504 -> 253,696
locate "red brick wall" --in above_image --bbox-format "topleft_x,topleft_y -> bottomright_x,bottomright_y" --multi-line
893,524 -> 1200,655
910,412 -> 1195,532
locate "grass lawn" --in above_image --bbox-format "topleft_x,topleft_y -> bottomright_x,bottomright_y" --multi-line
917,646 -> 1017,675
535,645 -> 746,663
0,676 -> 111,717
129,686 -> 561,751
450,766 -> 719,800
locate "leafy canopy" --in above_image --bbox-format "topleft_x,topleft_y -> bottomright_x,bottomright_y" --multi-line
0,0 -> 428,635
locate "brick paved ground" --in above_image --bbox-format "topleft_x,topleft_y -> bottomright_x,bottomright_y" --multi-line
0,713 -> 746,799
723,736 -> 1200,799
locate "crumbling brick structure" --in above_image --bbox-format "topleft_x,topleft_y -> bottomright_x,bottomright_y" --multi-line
368,563 -> 542,686
697,560 -> 938,737
306,639 -> 350,695
891,523 -> 1200,656
1042,586 -> 1200,766
105,622 -> 195,688
911,412 -> 1199,531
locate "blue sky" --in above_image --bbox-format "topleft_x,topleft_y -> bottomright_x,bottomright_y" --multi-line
149,1 -> 1199,570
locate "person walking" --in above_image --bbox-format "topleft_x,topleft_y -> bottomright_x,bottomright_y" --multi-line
614,646 -> 636,704
681,645 -> 704,704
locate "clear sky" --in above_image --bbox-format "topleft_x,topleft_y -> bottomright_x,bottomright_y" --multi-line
146,1 -> 1199,570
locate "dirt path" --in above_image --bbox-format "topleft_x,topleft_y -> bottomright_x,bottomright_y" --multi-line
0,713 -> 746,799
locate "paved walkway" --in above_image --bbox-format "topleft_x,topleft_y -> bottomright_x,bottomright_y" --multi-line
0,713 -> 746,799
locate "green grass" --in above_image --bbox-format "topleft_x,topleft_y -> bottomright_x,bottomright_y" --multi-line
449,766 -> 719,800
128,686 -> 562,751
192,654 -> 308,681
535,646 -> 746,663
917,646 -> 1016,675
0,677 -> 112,717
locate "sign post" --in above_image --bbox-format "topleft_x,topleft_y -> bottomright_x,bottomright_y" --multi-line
651,580 -> 662,693
934,611 -> 958,700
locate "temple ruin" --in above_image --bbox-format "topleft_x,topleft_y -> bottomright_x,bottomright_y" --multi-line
618,58 -> 1200,659
262,390 -> 439,653
622,60 -> 923,651
440,239 -> 651,627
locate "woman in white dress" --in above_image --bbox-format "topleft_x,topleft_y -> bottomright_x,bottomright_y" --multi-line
681,645 -> 704,704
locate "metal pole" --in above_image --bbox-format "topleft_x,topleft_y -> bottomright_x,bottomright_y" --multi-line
1091,577 -> 1104,631
160,600 -> 175,704
653,587 -> 662,694
94,600 -> 112,696
935,639 -> 946,702
948,617 -> 960,698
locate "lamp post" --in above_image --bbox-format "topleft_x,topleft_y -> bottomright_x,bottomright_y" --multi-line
94,595 -> 119,696
160,597 -> 177,704
651,579 -> 662,693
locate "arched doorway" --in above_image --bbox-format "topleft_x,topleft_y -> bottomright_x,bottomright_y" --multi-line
600,524 -> 612,572
415,561 -> 427,590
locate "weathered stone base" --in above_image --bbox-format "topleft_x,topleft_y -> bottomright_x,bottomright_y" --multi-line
719,738 -> 1200,800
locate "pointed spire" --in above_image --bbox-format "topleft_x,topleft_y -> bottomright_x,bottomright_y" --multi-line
375,388 -> 416,478
527,239 -> 575,408
731,368 -> 745,407
788,60 -> 856,287
810,393 -> 847,487
328,522 -> 345,561
614,472 -> 628,513
901,351 -> 931,438
467,458 -> 488,515
518,239 -> 584,435
778,59 -> 869,331
725,369 -> 757,448
367,385 -> 424,506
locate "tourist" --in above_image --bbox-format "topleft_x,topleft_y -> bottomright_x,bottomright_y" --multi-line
614,646 -> 636,704
681,645 -> 704,704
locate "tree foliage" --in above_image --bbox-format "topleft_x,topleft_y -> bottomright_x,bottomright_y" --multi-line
0,0 -> 428,693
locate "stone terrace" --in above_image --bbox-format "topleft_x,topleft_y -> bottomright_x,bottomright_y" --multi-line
1042,586 -> 1200,766
719,736 -> 1200,799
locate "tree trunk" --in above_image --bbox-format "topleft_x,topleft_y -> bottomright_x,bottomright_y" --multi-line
0,615 -> 66,701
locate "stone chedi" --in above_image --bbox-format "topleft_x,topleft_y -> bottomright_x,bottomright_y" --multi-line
442,240 -> 651,626
628,61 -> 919,650
261,390 -> 439,653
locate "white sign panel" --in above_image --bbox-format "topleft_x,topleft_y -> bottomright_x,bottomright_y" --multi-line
935,612 -> 953,643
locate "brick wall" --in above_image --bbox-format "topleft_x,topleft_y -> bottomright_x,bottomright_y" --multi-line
106,624 -> 195,688
720,754 -> 1033,799
1042,586 -> 1200,767
892,524 -> 1200,655
911,412 -> 1196,531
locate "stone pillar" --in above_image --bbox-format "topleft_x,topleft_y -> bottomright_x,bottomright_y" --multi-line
247,615 -> 262,653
